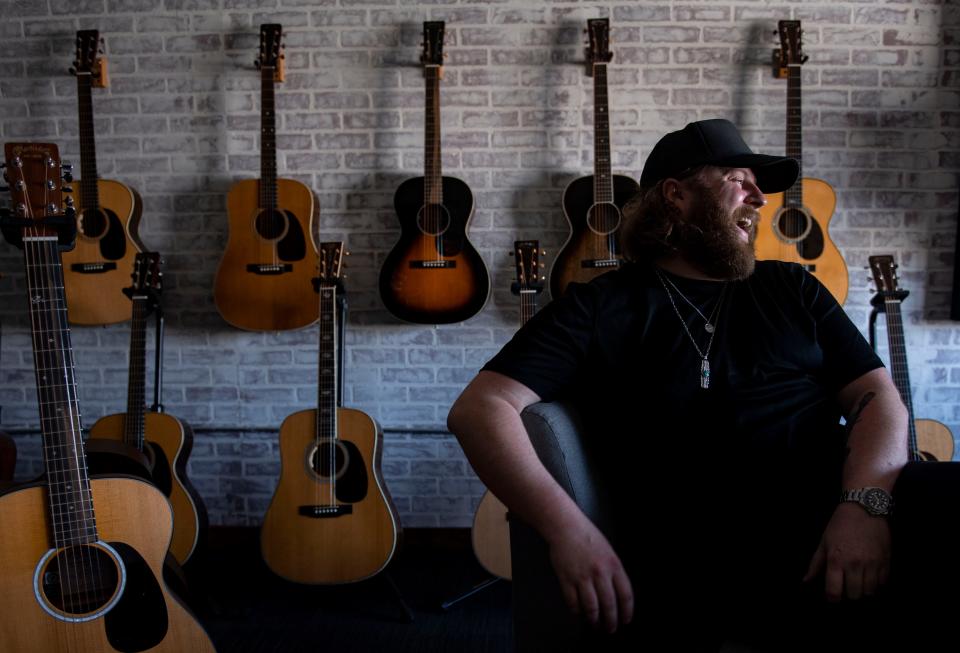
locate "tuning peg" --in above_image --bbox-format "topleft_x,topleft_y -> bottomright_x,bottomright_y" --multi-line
62,171 -> 73,183
65,196 -> 75,207
68,66 -> 77,75
62,186 -> 73,193
61,162 -> 73,171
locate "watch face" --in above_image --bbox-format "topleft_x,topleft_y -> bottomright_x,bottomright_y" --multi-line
863,488 -> 892,515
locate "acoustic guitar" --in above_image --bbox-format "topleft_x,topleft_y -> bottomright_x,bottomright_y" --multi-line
869,255 -> 954,462
0,142 -> 216,652
471,241 -> 545,580
63,30 -> 144,326
379,21 -> 490,324
214,23 -> 320,332
756,20 -> 849,304
549,19 -> 640,300
262,242 -> 401,584
87,252 -> 208,566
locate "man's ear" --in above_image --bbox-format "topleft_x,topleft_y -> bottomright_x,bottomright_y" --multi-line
661,178 -> 686,210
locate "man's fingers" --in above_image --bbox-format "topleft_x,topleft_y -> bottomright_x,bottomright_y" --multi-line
824,556 -> 845,602
560,582 -> 580,616
803,543 -> 826,583
613,569 -> 634,625
577,583 -> 600,626
595,577 -> 619,633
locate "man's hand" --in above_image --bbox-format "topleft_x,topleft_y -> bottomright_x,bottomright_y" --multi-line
803,502 -> 892,601
546,517 -> 634,633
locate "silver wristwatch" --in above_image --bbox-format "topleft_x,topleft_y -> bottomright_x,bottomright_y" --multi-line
839,487 -> 893,517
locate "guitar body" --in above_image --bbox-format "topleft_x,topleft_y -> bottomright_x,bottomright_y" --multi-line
472,491 -> 511,580
88,412 -> 205,566
62,178 -> 142,325
380,176 -> 489,324
550,174 -> 640,299
916,418 -> 955,462
215,177 -> 319,331
0,477 -> 215,652
261,407 -> 399,584
756,178 -> 848,305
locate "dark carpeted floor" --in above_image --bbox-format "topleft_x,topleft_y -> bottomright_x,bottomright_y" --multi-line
182,528 -> 513,653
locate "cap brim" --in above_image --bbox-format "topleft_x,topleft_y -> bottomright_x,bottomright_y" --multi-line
715,153 -> 799,194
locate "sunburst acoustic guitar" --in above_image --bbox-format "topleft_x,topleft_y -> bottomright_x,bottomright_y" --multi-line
755,20 -> 848,304
0,142 -> 216,652
549,19 -> 640,300
63,30 -> 144,325
214,23 -> 320,331
379,21 -> 490,324
471,240 -> 545,581
262,242 -> 401,584
869,255 -> 954,462
87,252 -> 208,566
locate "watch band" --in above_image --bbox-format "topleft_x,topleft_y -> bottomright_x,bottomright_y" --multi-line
840,486 -> 893,517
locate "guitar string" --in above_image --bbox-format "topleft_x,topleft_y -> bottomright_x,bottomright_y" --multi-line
77,68 -> 106,268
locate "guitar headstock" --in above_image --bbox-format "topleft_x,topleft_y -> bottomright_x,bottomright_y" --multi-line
422,21 -> 445,77
773,20 -> 806,78
869,255 -> 909,307
317,241 -> 345,289
256,24 -> 285,82
586,18 -> 613,72
1,142 -> 75,249
124,251 -> 163,306
70,29 -> 108,88
512,240 -> 544,294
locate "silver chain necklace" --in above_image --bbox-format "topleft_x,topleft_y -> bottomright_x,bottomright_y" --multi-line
658,271 -> 719,332
655,268 -> 728,389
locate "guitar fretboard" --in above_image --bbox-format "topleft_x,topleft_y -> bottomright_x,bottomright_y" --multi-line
25,235 -> 98,545
424,66 -> 443,206
592,63 -> 613,205
883,298 -> 921,461
784,64 -> 804,208
259,66 -> 278,211
124,296 -> 148,450
317,284 -> 338,442
76,72 -> 101,209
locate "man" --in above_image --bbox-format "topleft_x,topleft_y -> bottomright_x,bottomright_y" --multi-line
447,119 -> 908,650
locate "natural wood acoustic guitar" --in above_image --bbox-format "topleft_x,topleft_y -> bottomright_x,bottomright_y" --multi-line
869,255 -> 954,462
756,20 -> 849,304
0,142 -> 216,652
549,19 -> 640,300
379,21 -> 489,324
63,30 -> 144,325
214,23 -> 320,331
471,241 -> 545,580
262,242 -> 401,584
87,252 -> 208,566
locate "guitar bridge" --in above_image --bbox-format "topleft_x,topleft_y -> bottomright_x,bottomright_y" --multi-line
580,259 -> 620,269
298,505 -> 353,518
71,262 -> 117,273
410,260 -> 456,269
246,263 -> 293,275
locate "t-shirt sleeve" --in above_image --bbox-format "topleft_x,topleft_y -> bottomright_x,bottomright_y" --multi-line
482,282 -> 598,401
798,267 -> 884,391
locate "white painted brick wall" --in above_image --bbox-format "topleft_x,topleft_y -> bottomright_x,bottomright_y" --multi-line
0,0 -> 958,527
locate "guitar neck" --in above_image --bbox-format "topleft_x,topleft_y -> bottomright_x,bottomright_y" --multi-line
25,236 -> 98,545
260,66 -> 279,210
883,298 -> 921,461
784,64 -> 803,205
592,62 -> 613,204
317,283 -> 338,442
123,297 -> 149,450
519,290 -> 538,326
76,72 -> 101,208
424,66 -> 443,205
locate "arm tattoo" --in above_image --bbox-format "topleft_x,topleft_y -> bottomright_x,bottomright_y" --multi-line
842,391 -> 877,457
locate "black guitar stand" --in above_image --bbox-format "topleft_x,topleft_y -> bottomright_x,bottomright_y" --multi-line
150,305 -> 165,413
440,575 -> 503,611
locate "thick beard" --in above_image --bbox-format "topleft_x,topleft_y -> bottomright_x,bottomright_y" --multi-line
673,185 -> 758,281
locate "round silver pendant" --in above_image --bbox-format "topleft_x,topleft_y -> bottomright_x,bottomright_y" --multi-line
704,323 -> 715,333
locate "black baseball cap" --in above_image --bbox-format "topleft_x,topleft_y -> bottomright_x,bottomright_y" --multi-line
639,118 -> 799,193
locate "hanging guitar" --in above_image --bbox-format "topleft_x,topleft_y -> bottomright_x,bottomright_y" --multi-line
471,240 -> 545,581
379,21 -> 490,324
214,23 -> 320,331
869,255 -> 954,462
0,142 -> 216,652
64,29 -> 144,325
755,20 -> 849,304
549,18 -> 640,300
87,252 -> 208,566
262,242 -> 401,584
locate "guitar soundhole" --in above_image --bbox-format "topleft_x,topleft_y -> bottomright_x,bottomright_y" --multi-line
773,207 -> 812,243
586,202 -> 622,236
416,203 -> 451,236
254,208 -> 289,241
37,542 -> 124,620
310,440 -> 348,479
79,207 -> 109,240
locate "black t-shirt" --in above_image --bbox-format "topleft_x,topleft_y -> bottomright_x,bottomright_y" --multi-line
484,260 -> 883,589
